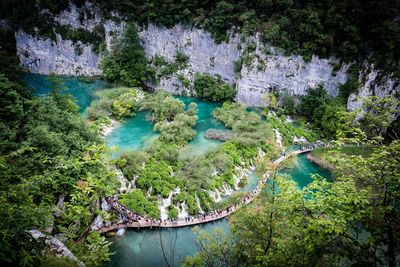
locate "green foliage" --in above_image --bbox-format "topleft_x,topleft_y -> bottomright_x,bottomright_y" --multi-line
167,205 -> 179,219
155,113 -> 197,145
87,87 -> 140,120
213,102 -> 275,149
279,92 -> 296,115
0,73 -> 118,265
150,52 -> 189,83
183,227 -> 237,266
119,190 -> 160,218
141,90 -> 185,122
70,231 -> 113,267
359,96 -> 399,138
188,142 -> 400,266
141,90 -> 198,145
338,64 -> 361,101
266,114 -> 318,145
193,73 -> 236,102
100,23 -> 153,87
174,50 -> 189,66
40,256 -> 79,267
262,92 -> 278,110
233,59 -> 243,78
298,84 -> 330,118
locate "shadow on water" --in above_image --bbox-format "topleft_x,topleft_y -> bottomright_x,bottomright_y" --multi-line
24,73 -> 111,114
279,153 -> 333,189
105,220 -> 229,267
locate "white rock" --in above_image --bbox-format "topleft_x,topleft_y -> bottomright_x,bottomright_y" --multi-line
16,30 -> 101,76
29,230 -> 85,267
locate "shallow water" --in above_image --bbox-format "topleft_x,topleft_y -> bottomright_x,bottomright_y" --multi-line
279,153 -> 333,189
106,111 -> 159,152
106,96 -> 227,154
24,74 -> 332,266
105,220 -> 228,267
24,73 -> 111,114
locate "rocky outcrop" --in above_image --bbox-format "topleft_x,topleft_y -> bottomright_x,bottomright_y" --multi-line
15,30 -> 101,76
236,35 -> 349,106
29,229 -> 86,267
140,23 -> 240,95
13,2 -> 398,107
347,65 -> 399,111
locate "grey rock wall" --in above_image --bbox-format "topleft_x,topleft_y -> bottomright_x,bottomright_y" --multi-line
15,30 -> 101,76
13,2 -> 398,108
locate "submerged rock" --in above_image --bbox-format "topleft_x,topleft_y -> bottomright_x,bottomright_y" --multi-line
204,129 -> 232,141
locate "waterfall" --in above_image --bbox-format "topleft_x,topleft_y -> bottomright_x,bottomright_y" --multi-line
293,135 -> 307,144
158,188 -> 181,221
146,186 -> 152,197
195,194 -> 204,214
130,175 -> 138,188
178,202 -> 189,219
285,116 -> 294,123
208,190 -> 222,203
116,169 -> 132,193
221,183 -> 233,196
102,119 -> 118,136
258,147 -> 266,158
274,128 -> 283,146
116,228 -> 126,236
233,173 -> 241,190
250,159 -> 256,170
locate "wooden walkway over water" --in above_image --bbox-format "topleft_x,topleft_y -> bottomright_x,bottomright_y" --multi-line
98,147 -> 314,233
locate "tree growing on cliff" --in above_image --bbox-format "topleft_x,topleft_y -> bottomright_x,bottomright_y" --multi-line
100,23 -> 154,87
193,73 -> 236,102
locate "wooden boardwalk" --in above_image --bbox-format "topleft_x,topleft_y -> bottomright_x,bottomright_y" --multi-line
98,147 -> 314,233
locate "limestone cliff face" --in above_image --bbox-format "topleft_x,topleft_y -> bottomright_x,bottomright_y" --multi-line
347,65 -> 399,111
14,3 -> 123,76
139,24 -> 240,95
236,35 -> 349,106
13,3 -> 398,108
16,30 -> 101,76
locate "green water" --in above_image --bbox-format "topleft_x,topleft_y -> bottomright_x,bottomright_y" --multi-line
279,153 -> 333,189
25,74 -> 225,153
176,96 -> 226,157
106,111 -> 159,152
106,220 -> 228,267
24,74 -> 332,267
24,73 -> 111,114
106,96 -> 226,154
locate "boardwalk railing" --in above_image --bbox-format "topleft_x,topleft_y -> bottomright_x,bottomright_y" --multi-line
98,144 -> 320,233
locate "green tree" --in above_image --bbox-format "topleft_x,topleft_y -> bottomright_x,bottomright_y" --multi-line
359,96 -> 399,139
186,142 -> 400,266
193,73 -> 236,102
100,23 -> 153,87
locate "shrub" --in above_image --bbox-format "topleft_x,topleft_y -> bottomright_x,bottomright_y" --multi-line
193,73 -> 236,102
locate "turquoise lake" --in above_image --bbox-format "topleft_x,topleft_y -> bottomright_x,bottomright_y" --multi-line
106,96 -> 226,154
280,153 -> 333,189
25,73 -> 111,114
25,74 -> 332,267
